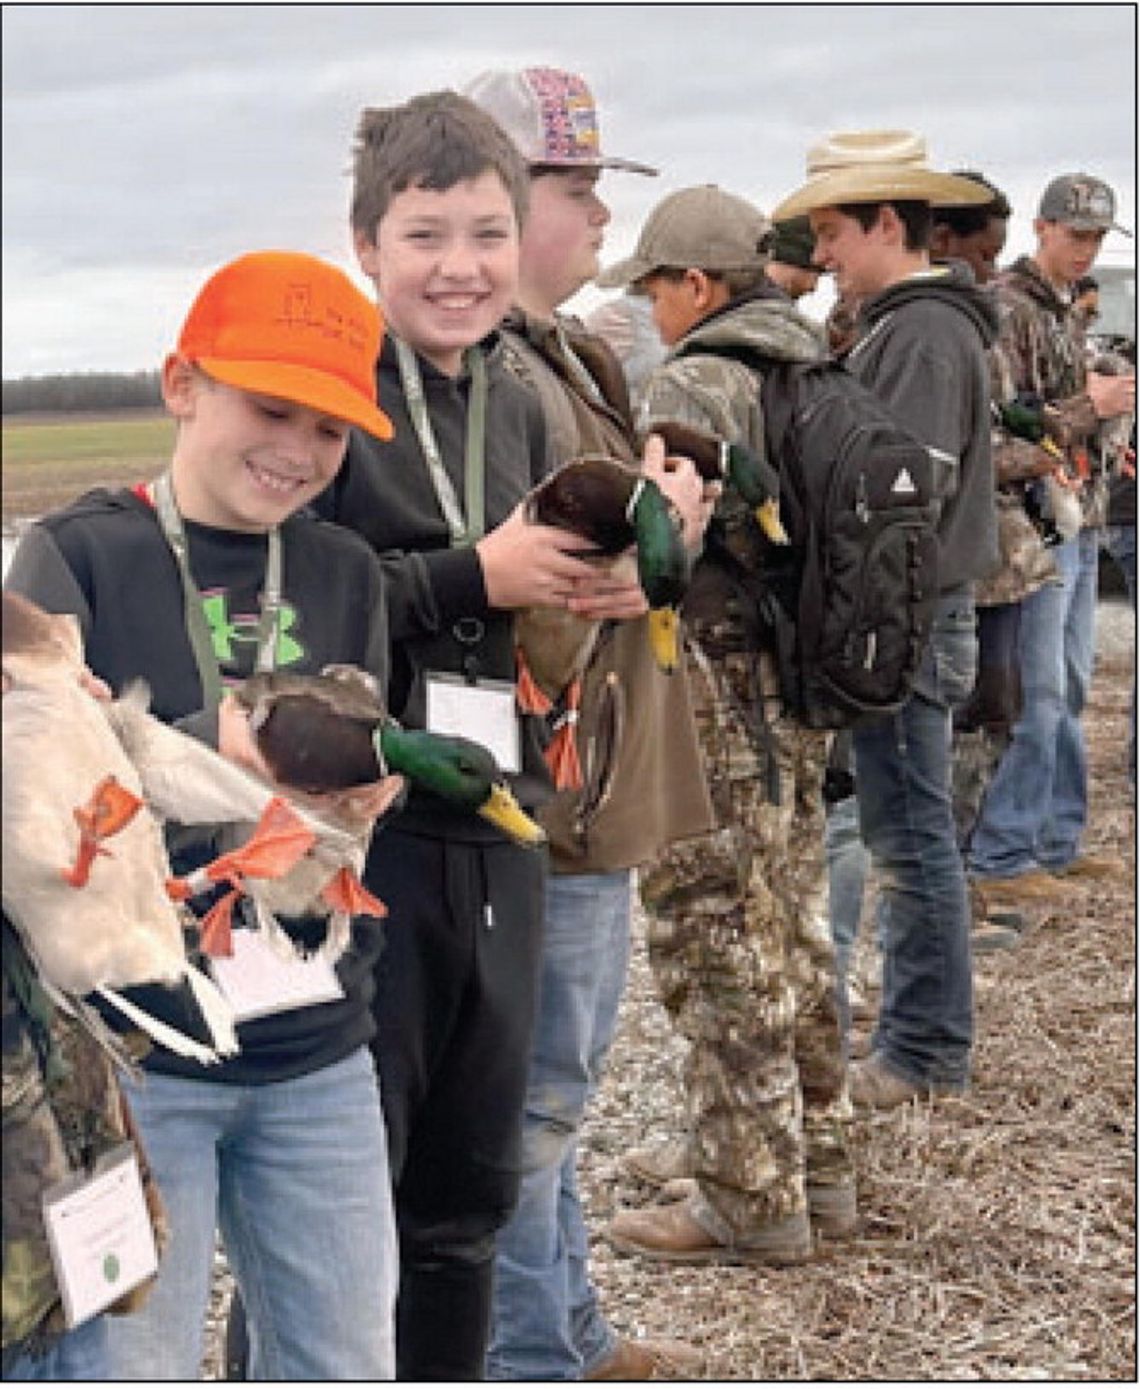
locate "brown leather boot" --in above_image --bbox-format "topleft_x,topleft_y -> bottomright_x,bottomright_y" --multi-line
585,1336 -> 705,1380
606,1197 -> 812,1265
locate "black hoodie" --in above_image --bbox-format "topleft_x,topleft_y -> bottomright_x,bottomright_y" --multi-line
315,331 -> 556,833
847,261 -> 1000,591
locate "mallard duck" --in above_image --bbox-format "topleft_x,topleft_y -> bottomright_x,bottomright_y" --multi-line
521,455 -> 690,679
232,667 -> 547,850
105,667 -> 545,963
1,592 -> 239,1066
647,419 -> 790,545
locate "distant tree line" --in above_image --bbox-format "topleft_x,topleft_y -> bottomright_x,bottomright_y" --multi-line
2,370 -> 162,415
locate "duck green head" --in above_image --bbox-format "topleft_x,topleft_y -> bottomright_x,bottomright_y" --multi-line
375,726 -> 546,848
721,442 -> 789,544
625,476 -> 690,674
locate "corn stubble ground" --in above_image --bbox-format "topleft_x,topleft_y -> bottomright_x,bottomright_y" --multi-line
578,624 -> 1135,1382
200,612 -> 1135,1381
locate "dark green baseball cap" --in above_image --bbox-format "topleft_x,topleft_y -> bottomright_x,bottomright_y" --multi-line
764,216 -> 819,270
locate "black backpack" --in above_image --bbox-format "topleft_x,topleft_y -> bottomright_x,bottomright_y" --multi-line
693,349 -> 948,728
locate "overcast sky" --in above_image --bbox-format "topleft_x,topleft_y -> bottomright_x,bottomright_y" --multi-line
2,2 -> 1136,378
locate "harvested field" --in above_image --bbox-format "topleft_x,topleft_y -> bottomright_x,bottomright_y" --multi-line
579,626 -> 1136,1382
2,412 -> 171,522
201,613 -> 1136,1380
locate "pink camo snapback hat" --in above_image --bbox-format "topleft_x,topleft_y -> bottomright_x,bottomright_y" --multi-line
465,67 -> 657,176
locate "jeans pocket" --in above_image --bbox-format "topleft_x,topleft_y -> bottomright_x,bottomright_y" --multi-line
931,605 -> 978,709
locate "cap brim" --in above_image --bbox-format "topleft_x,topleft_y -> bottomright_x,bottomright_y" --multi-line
594,253 -> 657,290
198,357 -> 394,440
1061,217 -> 1134,237
772,167 -> 994,221
534,154 -> 658,177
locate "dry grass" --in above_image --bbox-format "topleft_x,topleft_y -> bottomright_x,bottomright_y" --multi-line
580,645 -> 1136,1381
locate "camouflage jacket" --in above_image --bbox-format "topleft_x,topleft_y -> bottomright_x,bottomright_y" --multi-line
637,289 -> 825,660
991,254 -> 1106,528
2,919 -> 166,1364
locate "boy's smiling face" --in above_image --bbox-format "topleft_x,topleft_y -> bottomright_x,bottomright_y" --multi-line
163,361 -> 350,532
357,169 -> 520,376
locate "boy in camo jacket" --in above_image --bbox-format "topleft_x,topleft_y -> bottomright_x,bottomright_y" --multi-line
595,184 -> 855,1266
968,173 -> 1135,901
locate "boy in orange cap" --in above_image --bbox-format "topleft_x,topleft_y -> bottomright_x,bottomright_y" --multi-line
6,250 -> 404,1379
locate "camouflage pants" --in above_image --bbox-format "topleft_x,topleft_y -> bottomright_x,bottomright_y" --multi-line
639,648 -> 853,1238
2,951 -> 166,1362
952,726 -> 1012,850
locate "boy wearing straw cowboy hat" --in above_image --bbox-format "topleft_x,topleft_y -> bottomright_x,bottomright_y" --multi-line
772,131 -> 1001,1109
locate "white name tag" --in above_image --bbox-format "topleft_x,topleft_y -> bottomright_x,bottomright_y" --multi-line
42,1144 -> 158,1329
210,927 -> 345,1023
425,672 -> 520,775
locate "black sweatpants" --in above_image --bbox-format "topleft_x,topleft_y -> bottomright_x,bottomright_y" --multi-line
367,825 -> 547,1381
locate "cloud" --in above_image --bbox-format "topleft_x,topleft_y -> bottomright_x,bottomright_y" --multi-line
2,2 -> 1134,376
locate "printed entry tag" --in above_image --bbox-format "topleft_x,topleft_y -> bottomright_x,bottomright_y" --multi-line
425,672 -> 520,774
210,927 -> 344,1023
42,1143 -> 158,1329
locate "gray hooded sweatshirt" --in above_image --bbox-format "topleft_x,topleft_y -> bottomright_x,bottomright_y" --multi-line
847,261 -> 1000,592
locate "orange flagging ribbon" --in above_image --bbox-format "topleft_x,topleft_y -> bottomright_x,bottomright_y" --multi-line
515,649 -> 583,791
515,649 -> 554,716
545,680 -> 584,791
61,776 -> 144,888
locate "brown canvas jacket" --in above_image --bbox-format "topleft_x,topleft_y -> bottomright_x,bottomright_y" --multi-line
500,309 -> 714,873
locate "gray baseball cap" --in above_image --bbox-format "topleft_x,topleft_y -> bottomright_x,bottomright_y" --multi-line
596,184 -> 770,289
1037,173 -> 1131,235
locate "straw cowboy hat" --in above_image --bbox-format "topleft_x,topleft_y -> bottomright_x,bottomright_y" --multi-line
771,130 -> 993,220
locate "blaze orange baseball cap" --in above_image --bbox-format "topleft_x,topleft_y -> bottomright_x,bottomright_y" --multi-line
177,250 -> 394,439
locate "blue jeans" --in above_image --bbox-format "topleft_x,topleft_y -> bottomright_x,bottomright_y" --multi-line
852,591 -> 977,1088
1103,522 -> 1136,783
3,1314 -> 109,1381
825,793 -> 869,1034
969,532 -> 1099,876
104,1049 -> 397,1380
486,870 -> 632,1381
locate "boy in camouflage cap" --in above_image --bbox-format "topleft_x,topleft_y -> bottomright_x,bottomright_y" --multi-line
597,183 -> 856,1265
968,173 -> 1135,899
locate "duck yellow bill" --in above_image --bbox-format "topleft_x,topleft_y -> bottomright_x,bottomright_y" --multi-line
648,606 -> 679,675
478,782 -> 548,848
755,497 -> 790,545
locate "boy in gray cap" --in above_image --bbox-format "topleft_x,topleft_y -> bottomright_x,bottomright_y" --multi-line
968,173 -> 1135,900
597,183 -> 857,1267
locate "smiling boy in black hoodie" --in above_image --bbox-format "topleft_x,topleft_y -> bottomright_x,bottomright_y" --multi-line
774,130 -> 1000,1109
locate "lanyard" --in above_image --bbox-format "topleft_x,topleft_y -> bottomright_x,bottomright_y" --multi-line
152,472 -> 282,709
395,337 -> 488,547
